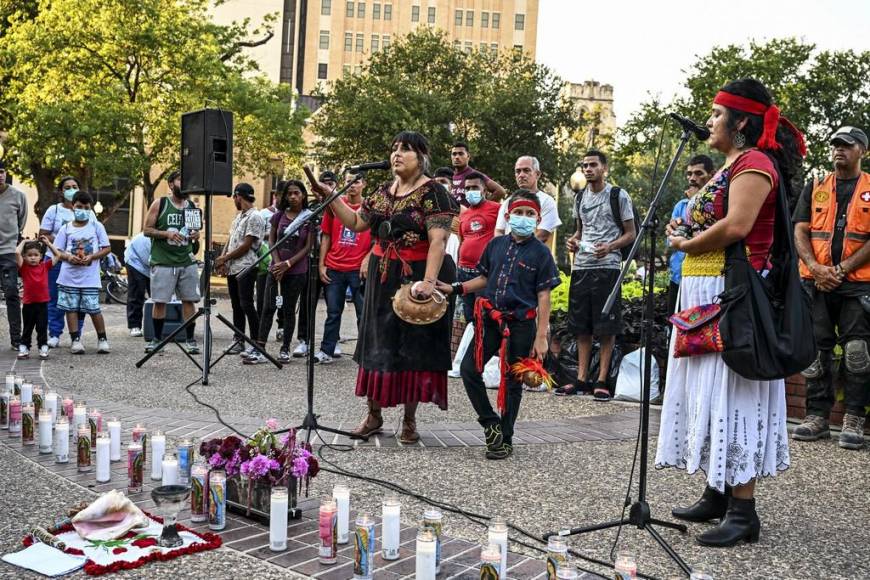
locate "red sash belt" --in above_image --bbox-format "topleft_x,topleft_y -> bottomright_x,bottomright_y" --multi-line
373,240 -> 429,282
473,297 -> 536,414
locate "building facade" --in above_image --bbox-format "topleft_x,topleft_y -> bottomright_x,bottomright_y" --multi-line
562,80 -> 616,148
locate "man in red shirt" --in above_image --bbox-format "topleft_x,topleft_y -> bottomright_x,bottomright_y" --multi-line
316,173 -> 372,363
450,142 -> 506,205
457,173 -> 501,322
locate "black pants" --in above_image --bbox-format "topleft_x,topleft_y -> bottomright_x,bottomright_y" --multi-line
0,253 -> 21,346
461,316 -> 536,445
668,281 -> 680,315
126,268 -> 150,329
296,276 -> 319,342
21,302 -> 48,349
227,271 -> 259,341
257,273 -> 306,349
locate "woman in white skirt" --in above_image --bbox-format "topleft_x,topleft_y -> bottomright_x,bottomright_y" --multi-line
657,78 -> 806,547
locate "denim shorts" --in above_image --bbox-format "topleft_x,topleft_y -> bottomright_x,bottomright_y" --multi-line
56,284 -> 101,314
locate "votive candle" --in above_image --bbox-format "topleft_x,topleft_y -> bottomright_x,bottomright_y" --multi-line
415,529 -> 437,580
151,431 -> 166,480
96,432 -> 111,482
270,487 -> 289,551
38,410 -> 53,453
332,484 -> 350,544
108,418 -> 121,462
54,417 -> 69,463
161,453 -> 178,486
381,495 -> 401,560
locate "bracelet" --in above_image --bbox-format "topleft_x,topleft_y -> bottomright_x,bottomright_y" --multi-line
451,282 -> 465,296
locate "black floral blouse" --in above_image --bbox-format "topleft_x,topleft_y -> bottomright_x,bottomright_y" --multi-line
359,179 -> 458,248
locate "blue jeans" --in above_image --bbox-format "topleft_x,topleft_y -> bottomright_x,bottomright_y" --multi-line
320,269 -> 363,356
47,260 -> 83,339
458,267 -> 479,323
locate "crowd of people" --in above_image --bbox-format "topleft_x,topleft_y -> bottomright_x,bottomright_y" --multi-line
0,76 -> 867,550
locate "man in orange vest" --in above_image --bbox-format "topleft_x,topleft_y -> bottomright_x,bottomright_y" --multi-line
793,126 -> 869,451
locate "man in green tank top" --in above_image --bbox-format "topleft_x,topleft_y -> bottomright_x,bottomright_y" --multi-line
143,170 -> 201,353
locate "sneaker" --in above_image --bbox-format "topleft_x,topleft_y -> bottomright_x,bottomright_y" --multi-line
70,339 -> 85,354
243,351 -> 268,365
485,443 -> 513,460
183,340 -> 200,355
278,349 -> 291,363
838,414 -> 866,450
334,344 -> 343,357
129,327 -> 143,337
314,351 -> 333,364
791,414 -> 831,441
292,341 -> 308,358
97,338 -> 110,354
144,339 -> 160,353
38,345 -> 49,359
554,379 -> 587,397
224,343 -> 244,355
47,336 -> 60,348
483,424 -> 504,452
592,381 -> 612,402
17,344 -> 29,359
240,346 -> 258,359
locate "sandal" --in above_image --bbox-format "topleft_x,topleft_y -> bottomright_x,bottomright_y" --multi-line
399,416 -> 419,444
350,409 -> 383,439
592,381 -> 612,401
554,379 -> 588,397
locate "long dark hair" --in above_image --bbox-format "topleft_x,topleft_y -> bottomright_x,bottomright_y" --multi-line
720,78 -> 802,191
278,179 -> 309,211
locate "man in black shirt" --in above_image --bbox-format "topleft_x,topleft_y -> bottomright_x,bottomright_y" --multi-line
793,126 -> 870,450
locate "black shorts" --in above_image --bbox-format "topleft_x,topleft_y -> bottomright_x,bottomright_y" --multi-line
567,268 -> 622,337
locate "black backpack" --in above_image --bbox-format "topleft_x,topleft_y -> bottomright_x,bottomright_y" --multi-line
575,186 -> 640,261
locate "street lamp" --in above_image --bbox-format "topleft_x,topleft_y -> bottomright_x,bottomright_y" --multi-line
569,168 -> 586,192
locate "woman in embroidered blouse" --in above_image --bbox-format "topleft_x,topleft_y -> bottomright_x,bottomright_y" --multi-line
657,79 -> 805,547
312,131 -> 458,443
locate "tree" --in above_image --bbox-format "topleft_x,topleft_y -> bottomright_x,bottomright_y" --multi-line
0,0 -> 307,220
311,28 -> 584,188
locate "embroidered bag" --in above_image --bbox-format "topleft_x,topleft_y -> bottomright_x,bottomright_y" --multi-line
669,303 -> 724,358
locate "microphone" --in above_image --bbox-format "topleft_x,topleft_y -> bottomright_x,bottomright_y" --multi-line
669,113 -> 711,141
346,160 -> 390,174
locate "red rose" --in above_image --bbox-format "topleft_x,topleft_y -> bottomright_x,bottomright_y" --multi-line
131,537 -> 158,549
307,456 -> 320,478
112,547 -> 127,554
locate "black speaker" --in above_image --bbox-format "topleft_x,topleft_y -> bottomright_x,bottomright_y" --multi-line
181,108 -> 233,195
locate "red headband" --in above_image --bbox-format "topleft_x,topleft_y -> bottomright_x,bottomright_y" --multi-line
713,91 -> 807,157
508,199 -> 540,214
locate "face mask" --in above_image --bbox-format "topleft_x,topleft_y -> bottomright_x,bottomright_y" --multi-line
73,209 -> 89,222
466,189 -> 483,206
63,188 -> 78,202
508,214 -> 536,238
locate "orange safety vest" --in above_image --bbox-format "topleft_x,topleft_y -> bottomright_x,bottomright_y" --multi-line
798,172 -> 870,282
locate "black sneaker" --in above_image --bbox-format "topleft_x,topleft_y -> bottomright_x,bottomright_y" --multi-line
225,343 -> 244,355
554,379 -> 588,397
483,424 -> 503,452
592,381 -> 612,401
485,443 -> 513,460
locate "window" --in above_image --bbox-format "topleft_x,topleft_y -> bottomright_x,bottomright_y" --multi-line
515,13 -> 525,30
357,2 -> 365,18
373,2 -> 380,19
466,10 -> 473,26
481,12 -> 489,27
382,34 -> 391,48
371,36 -> 379,52
321,0 -> 331,15
355,65 -> 362,74
343,64 -> 351,75
411,5 -> 419,22
383,3 -> 391,20
492,12 -> 500,29
319,30 -> 330,49
344,32 -> 352,51
454,9 -> 462,25
453,40 -> 461,50
490,42 -> 498,52
428,6 -> 436,23
355,33 -> 363,51
346,1 -> 354,17
464,41 -> 472,53
479,42 -> 487,52
318,63 -> 328,79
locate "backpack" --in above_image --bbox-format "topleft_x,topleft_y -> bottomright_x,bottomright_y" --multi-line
575,186 -> 640,261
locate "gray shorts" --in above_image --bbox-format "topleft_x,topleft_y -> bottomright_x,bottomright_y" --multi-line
150,264 -> 201,303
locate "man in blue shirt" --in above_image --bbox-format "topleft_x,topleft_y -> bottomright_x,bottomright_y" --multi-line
439,190 -> 561,460
124,233 -> 152,337
668,155 -> 713,314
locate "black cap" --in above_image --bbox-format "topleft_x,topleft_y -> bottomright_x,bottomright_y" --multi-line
233,182 -> 256,200
830,126 -> 868,149
167,169 -> 181,183
318,170 -> 338,183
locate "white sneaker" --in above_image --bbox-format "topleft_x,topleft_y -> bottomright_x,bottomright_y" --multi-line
70,339 -> 85,354
97,338 -> 110,354
334,344 -> 343,357
129,328 -> 143,337
17,344 -> 29,359
292,341 -> 308,358
47,336 -> 60,348
314,351 -> 333,364
242,351 -> 267,365
240,346 -> 257,359
39,345 -> 49,359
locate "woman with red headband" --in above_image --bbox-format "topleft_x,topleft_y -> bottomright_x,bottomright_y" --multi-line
656,78 -> 805,547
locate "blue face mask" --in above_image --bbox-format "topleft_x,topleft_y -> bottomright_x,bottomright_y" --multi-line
508,214 -> 536,237
465,189 -> 483,206
63,188 -> 78,202
73,209 -> 89,222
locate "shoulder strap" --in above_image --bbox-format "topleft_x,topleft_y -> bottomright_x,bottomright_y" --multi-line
609,186 -> 625,233
158,196 -> 168,220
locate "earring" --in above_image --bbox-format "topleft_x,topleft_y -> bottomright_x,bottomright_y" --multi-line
733,131 -> 746,149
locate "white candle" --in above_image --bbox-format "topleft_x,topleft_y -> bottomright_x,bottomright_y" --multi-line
270,487 -> 289,551
21,382 -> 32,405
72,403 -> 86,434
487,517 -> 509,578
54,418 -> 69,463
45,392 -> 58,425
332,484 -> 350,544
151,432 -> 166,480
108,418 -> 121,462
38,411 -> 53,453
382,496 -> 401,560
415,530 -> 437,580
161,454 -> 178,486
96,433 -> 111,482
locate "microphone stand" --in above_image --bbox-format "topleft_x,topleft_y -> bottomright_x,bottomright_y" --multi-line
543,128 -> 695,578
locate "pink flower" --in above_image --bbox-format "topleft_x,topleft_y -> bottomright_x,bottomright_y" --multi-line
266,418 -> 279,431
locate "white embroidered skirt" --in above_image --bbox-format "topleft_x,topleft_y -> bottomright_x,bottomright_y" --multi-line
655,275 -> 790,492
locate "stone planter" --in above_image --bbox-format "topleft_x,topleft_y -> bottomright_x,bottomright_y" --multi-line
226,476 -> 301,523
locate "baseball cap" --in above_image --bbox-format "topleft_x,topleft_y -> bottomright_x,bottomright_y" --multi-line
233,182 -> 256,200
318,170 -> 338,183
830,126 -> 868,149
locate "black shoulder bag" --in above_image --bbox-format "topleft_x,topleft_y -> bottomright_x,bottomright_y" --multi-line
718,155 -> 816,380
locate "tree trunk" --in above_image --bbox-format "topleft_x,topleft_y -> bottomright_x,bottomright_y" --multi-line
30,164 -> 61,222
98,190 -> 132,224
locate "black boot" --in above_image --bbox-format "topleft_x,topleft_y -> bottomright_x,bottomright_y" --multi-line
672,486 -> 730,522
697,497 -> 761,547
